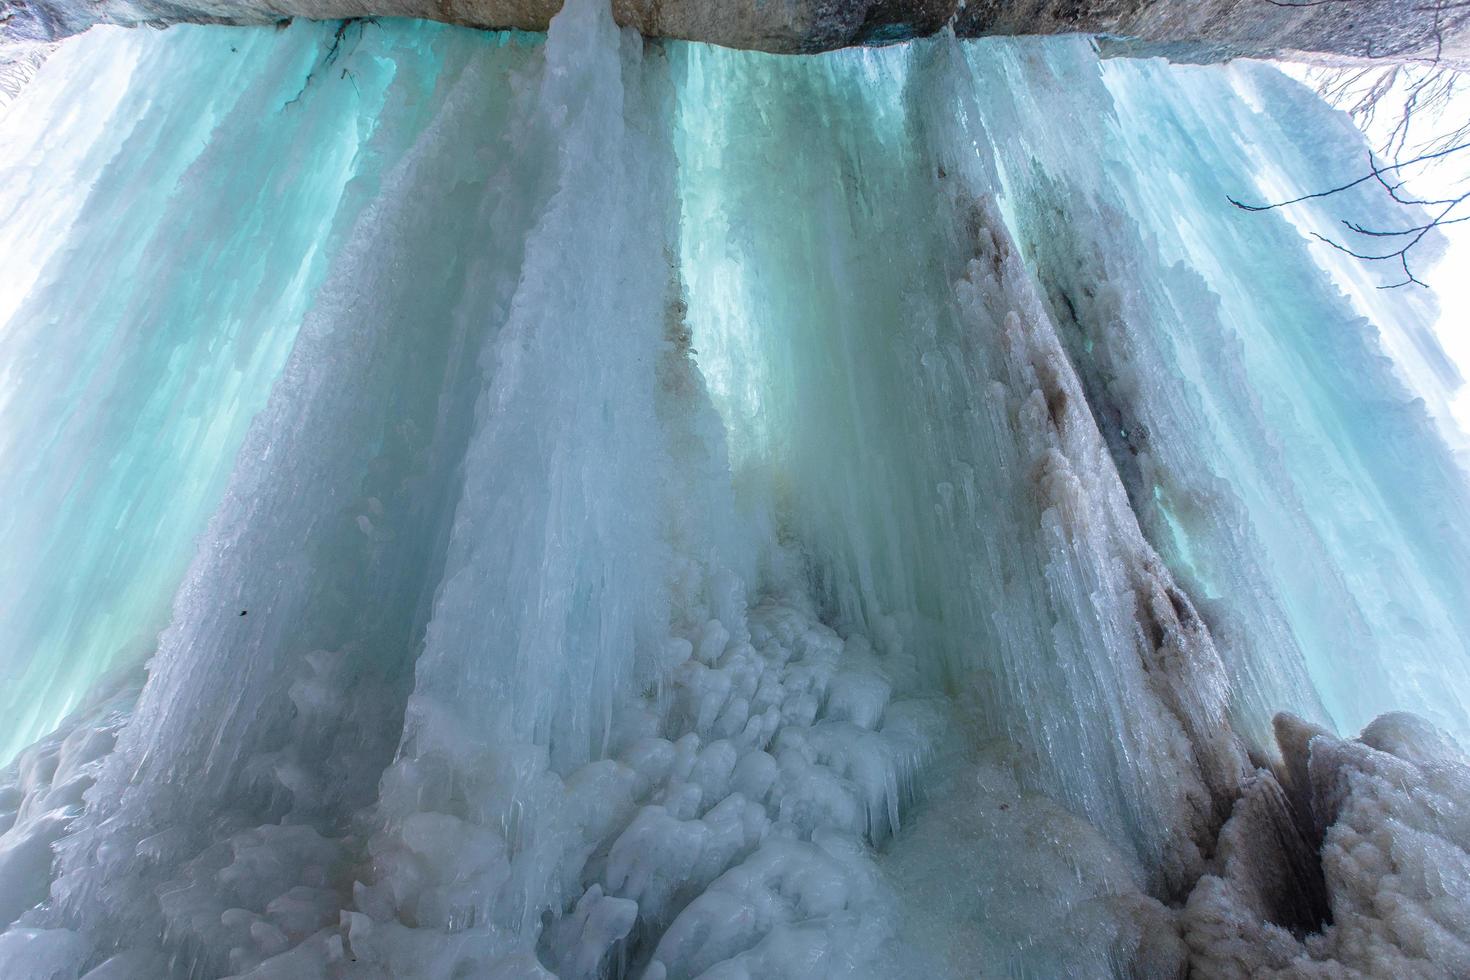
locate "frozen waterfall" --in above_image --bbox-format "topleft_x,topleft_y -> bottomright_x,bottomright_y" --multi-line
1,2 -> 1469,977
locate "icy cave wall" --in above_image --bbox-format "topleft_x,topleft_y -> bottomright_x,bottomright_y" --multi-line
1,1 -> 1469,978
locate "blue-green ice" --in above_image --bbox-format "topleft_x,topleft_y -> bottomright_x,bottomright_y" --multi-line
1,3 -> 1468,976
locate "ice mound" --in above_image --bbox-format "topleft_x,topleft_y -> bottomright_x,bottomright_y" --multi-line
358,599 -> 940,980
47,680 -> 1437,980
1184,713 -> 1470,978
0,595 -> 942,979
350,598 -> 943,980
880,711 -> 1470,979
0,678 -> 139,932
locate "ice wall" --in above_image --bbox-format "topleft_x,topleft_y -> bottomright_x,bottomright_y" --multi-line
676,39 -> 1250,899
0,4 -> 1468,978
0,21 -> 397,762
1005,52 -> 1470,747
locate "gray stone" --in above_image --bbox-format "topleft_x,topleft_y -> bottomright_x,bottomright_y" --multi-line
2,0 -> 1464,80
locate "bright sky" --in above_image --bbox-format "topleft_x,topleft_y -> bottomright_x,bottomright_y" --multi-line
1282,63 -> 1470,444
1430,227 -> 1470,437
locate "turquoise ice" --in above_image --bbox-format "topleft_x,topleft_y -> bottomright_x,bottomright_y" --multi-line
0,5 -> 1467,976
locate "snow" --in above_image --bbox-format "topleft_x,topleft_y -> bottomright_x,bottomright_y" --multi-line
0,2 -> 1467,977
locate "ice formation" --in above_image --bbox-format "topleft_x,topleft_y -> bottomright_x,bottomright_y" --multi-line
0,2 -> 1468,977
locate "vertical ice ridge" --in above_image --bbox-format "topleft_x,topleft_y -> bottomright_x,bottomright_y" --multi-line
0,22 -> 360,765
21,26 -> 548,974
365,0 -> 683,953
675,35 -> 1251,900
942,186 -> 1249,897
983,45 -> 1470,744
396,0 -> 670,776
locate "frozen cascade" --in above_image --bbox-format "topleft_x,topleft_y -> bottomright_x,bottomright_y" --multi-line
0,2 -> 1468,977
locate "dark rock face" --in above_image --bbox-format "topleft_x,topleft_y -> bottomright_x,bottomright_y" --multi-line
2,0 -> 1467,63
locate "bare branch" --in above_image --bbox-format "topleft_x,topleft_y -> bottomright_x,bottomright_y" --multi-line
1227,142 -> 1470,212
1343,212 -> 1470,236
1240,0 -> 1467,287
